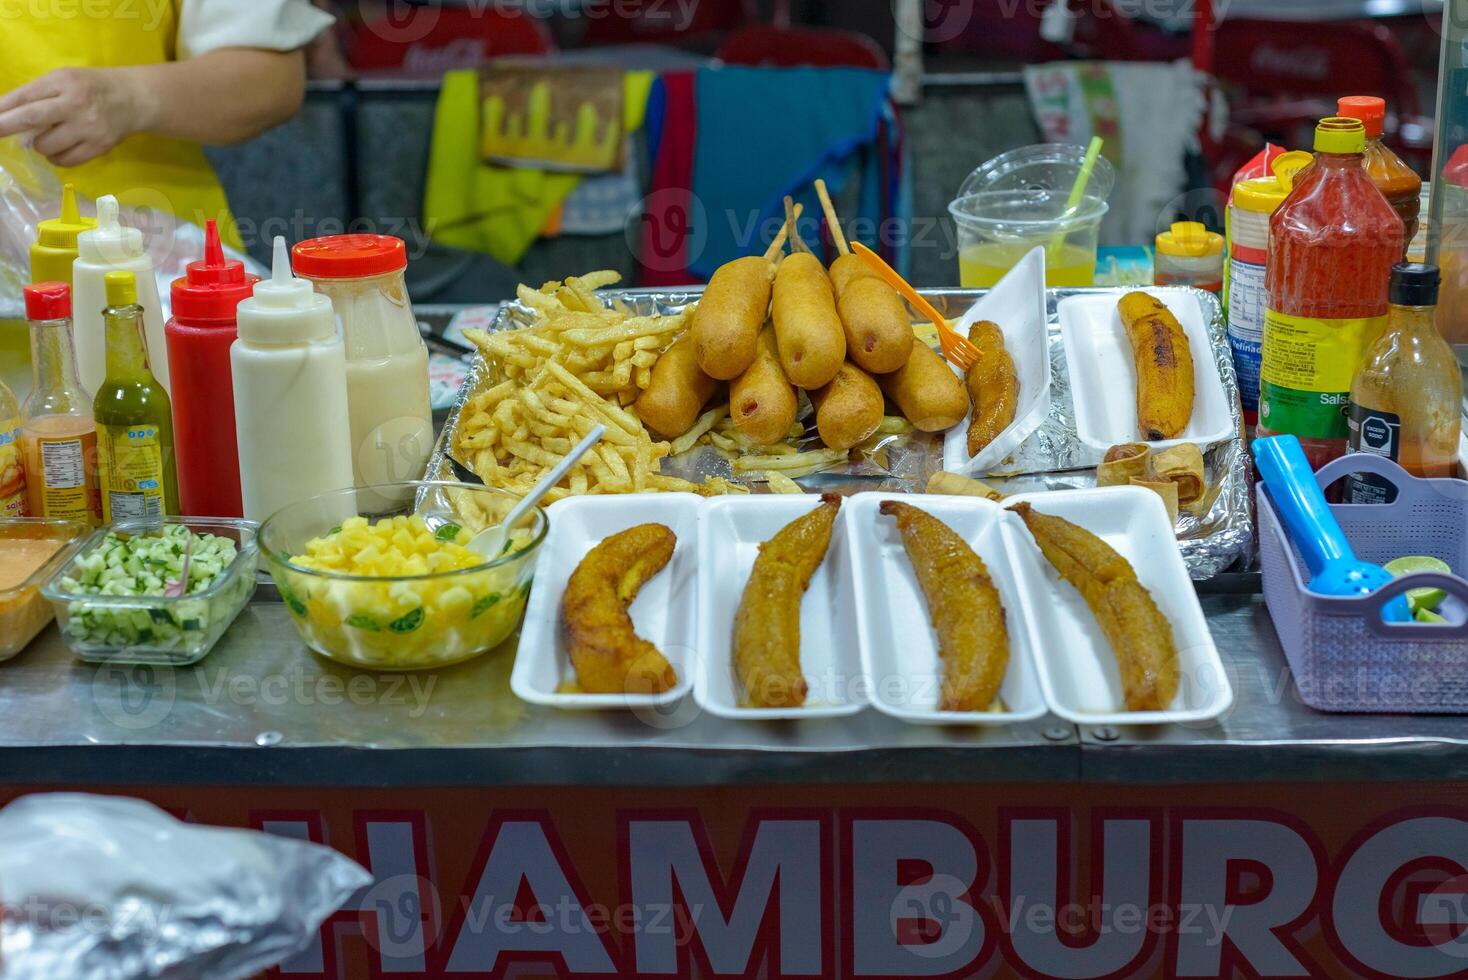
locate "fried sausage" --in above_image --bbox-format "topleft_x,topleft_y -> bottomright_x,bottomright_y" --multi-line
635,335 -> 719,439
811,362 -> 883,451
879,342 -> 969,433
829,253 -> 915,375
965,320 -> 1019,456
562,524 -> 679,695
771,252 -> 846,390
1117,291 -> 1194,441
730,326 -> 799,446
692,256 -> 775,380
733,494 -> 842,708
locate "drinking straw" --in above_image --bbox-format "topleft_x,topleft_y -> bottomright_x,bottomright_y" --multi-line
1048,136 -> 1104,258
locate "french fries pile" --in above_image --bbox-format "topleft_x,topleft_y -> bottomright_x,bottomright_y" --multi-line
456,272 -> 739,501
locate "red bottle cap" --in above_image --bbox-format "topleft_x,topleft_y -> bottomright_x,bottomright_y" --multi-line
1337,96 -> 1387,138
171,220 -> 259,323
291,234 -> 407,279
23,281 -> 70,321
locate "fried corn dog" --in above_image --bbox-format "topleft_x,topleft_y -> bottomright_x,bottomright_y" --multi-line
733,494 -> 842,708
636,334 -> 719,439
880,501 -> 1009,712
563,524 -> 679,695
965,320 -> 1019,456
879,342 -> 969,432
1008,503 -> 1179,711
731,326 -> 799,446
811,361 -> 884,451
692,256 -> 776,380
1117,292 -> 1194,441
829,254 -> 915,375
771,197 -> 845,389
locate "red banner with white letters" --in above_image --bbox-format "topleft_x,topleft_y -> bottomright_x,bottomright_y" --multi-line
14,782 -> 1468,979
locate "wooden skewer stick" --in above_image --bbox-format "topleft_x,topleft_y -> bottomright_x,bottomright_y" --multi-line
814,179 -> 850,257
762,202 -> 805,262
783,196 -> 812,255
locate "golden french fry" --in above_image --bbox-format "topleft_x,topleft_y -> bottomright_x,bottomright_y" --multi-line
670,405 -> 729,456
732,448 -> 847,474
765,472 -> 805,494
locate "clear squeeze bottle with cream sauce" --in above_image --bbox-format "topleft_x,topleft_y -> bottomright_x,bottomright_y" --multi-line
291,235 -> 432,489
232,237 -> 355,522
73,196 -> 168,397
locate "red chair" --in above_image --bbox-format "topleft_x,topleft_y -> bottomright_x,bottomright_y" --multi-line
579,0 -> 753,47
1209,18 -> 1432,184
716,25 -> 889,70
348,7 -> 555,76
936,0 -> 1151,63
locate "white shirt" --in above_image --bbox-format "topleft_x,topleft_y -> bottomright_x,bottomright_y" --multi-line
178,0 -> 336,59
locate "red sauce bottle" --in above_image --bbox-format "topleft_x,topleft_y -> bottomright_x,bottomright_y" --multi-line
165,221 -> 259,517
1257,117 -> 1404,471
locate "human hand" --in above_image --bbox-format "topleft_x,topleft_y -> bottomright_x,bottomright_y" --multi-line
0,67 -> 154,168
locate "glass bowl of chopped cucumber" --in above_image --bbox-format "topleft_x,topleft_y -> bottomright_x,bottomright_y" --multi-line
40,518 -> 259,666
259,482 -> 547,671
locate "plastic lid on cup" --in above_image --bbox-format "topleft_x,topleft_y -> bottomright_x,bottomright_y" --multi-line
291,234 -> 407,279
1314,117 -> 1367,155
171,220 -> 259,323
23,281 -> 71,321
1338,96 -> 1387,138
1156,221 -> 1223,258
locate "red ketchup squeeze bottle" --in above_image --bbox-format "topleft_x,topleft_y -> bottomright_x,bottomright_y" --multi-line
165,220 -> 259,517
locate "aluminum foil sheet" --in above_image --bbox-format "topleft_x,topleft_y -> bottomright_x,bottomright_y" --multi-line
427,287 -> 1252,579
0,793 -> 370,980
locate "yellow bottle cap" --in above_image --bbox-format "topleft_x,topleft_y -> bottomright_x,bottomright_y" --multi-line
30,184 -> 97,283
1270,150 -> 1314,190
104,270 -> 138,308
1314,117 -> 1366,155
1233,177 -> 1289,213
1155,221 -> 1224,258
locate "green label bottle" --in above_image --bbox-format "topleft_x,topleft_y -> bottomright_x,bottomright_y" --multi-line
94,271 -> 177,522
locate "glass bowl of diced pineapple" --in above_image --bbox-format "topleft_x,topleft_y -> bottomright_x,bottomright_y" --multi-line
259,483 -> 547,671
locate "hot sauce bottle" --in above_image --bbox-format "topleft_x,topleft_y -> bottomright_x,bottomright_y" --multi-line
1257,117 -> 1405,471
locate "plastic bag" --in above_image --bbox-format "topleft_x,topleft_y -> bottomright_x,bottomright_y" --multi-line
0,793 -> 371,980
0,138 -> 265,320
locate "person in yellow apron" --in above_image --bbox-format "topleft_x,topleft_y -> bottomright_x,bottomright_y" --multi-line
0,0 -> 335,249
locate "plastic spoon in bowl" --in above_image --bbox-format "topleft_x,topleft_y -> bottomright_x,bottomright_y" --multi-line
1252,434 -> 1411,622
163,533 -> 194,599
468,424 -> 606,558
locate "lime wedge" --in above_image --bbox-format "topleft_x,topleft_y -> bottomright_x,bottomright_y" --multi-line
1385,556 -> 1452,613
1416,608 -> 1449,624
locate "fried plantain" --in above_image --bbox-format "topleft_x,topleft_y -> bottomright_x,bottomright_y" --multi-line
562,524 -> 679,694
1117,292 -> 1194,441
965,320 -> 1019,457
881,501 -> 1010,712
1008,503 -> 1179,711
732,494 -> 842,707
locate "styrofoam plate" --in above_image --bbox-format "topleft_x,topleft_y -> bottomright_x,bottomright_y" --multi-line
1002,487 -> 1233,725
513,494 -> 699,709
1057,289 -> 1233,451
844,493 -> 1047,725
943,247 -> 1053,476
695,496 -> 866,719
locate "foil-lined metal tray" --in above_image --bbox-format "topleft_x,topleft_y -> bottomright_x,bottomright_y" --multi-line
426,287 -> 1252,579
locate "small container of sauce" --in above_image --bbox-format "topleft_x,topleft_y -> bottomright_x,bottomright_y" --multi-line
0,518 -> 88,659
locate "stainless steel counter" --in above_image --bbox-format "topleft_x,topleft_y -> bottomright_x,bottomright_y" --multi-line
5,589 -> 1468,787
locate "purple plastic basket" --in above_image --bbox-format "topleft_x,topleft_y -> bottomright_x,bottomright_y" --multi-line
1258,452 -> 1468,713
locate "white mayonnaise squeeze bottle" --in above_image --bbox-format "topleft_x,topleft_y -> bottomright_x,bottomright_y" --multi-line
231,236 -> 355,522
73,195 -> 168,396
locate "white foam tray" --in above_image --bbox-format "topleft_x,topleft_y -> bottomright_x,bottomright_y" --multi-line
1057,288 -> 1234,451
695,496 -> 865,719
1002,486 -> 1234,726
942,247 -> 1053,476
513,493 -> 700,710
844,493 -> 1047,725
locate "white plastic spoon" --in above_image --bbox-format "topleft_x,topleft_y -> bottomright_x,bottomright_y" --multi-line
468,424 -> 606,558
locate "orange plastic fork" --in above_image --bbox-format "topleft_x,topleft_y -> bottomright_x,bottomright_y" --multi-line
851,242 -> 981,373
